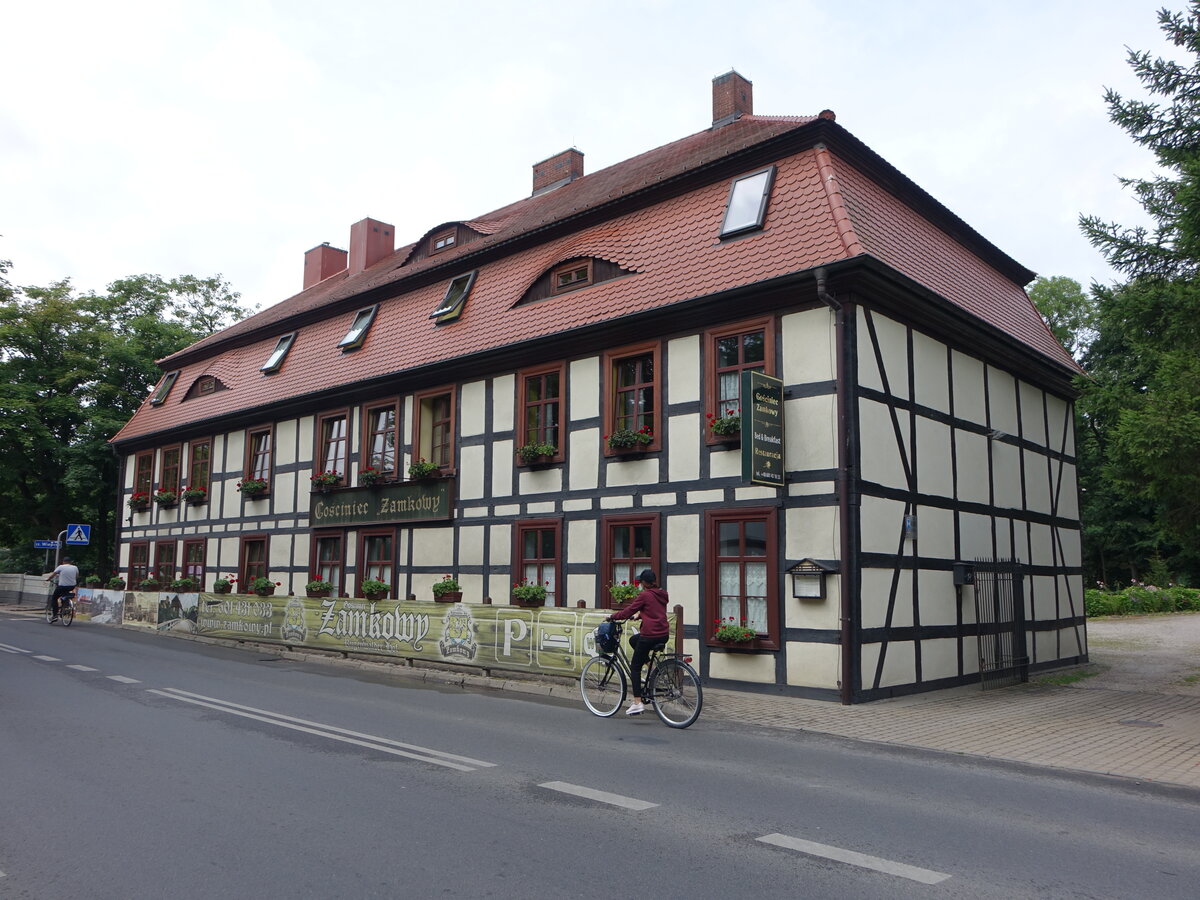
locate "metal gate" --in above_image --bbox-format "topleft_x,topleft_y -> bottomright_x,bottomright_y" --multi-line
974,558 -> 1028,690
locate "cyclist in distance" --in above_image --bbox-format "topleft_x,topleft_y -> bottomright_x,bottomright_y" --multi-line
46,556 -> 80,621
607,569 -> 669,716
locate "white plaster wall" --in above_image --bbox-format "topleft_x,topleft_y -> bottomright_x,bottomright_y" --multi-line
1028,522 -> 1055,567
956,431 -> 989,505
785,641 -> 840,690
857,310 -> 909,400
668,335 -> 700,404
920,637 -> 960,682
860,567 -> 913,628
987,368 -> 1020,437
519,467 -> 563,495
491,438 -> 514,498
460,380 -> 487,437
607,457 -> 658,487
1055,464 -> 1080,520
911,331 -> 950,414
781,307 -> 835,385
569,357 -> 599,421
859,495 -> 907,555
458,525 -> 485,566
919,568 -> 960,626
491,374 -> 515,434
1024,449 -> 1052,515
784,505 -> 839,562
569,428 -> 600,490
785,395 -> 836,472
951,351 -> 987,426
568,519 -> 597,565
276,419 -> 298,466
709,446 -> 742,479
668,412 -> 700,482
958,511 -> 994,559
273,472 -> 297,515
786,590 -> 839,630
1019,382 -> 1046,447
488,524 -> 511,567
916,504 -> 954,561
708,650 -> 776,683
1059,527 -> 1083,569
915,417 -> 953,499
667,573 -> 699,631
458,444 -> 486,500
859,398 -> 909,491
860,640 -> 915,688
1045,394 -> 1074,455
667,514 -> 699,563
990,440 -> 1022,511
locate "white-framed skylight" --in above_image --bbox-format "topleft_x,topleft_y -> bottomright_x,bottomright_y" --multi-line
338,306 -> 378,350
720,166 -> 776,237
430,271 -> 477,323
261,333 -> 296,373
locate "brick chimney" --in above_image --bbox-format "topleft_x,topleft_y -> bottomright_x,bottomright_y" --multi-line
532,148 -> 584,196
303,242 -> 348,290
348,217 -> 395,275
712,70 -> 753,127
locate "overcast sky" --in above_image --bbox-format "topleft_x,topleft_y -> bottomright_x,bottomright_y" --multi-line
1,0 -> 1172,314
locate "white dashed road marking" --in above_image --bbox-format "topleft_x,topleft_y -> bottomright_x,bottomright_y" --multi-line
538,781 -> 659,810
0,642 -> 30,653
33,655 -> 60,662
757,833 -> 951,885
67,665 -> 98,672
149,687 -> 496,772
107,675 -> 141,684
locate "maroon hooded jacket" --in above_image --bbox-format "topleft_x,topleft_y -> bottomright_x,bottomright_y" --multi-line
609,586 -> 670,638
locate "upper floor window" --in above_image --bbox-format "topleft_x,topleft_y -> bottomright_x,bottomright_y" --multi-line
246,427 -> 273,484
363,401 -> 399,477
550,259 -> 593,295
413,387 -> 455,471
261,334 -> 296,373
705,318 -> 774,444
338,306 -> 377,351
160,446 -> 181,495
134,450 -> 154,497
188,440 -> 211,493
720,166 -> 776,237
518,363 -> 564,461
603,342 -> 661,454
317,411 -> 348,479
150,371 -> 179,406
430,271 -> 476,323
430,229 -> 457,254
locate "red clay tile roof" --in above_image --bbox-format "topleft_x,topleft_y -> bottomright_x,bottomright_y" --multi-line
112,114 -> 1075,445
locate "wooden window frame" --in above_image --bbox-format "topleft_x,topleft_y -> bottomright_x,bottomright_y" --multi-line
159,445 -> 182,495
245,425 -> 274,488
430,271 -> 476,322
600,514 -> 660,610
705,507 -> 780,651
514,518 -> 563,607
412,385 -> 456,473
361,398 -> 401,478
516,362 -> 566,464
315,409 -> 351,481
356,527 -> 395,597
311,531 -> 345,596
182,538 -> 206,587
154,539 -> 177,584
549,259 -> 593,295
128,541 -> 150,587
187,439 -> 211,495
134,450 -> 154,497
430,228 -> 457,255
239,534 -> 269,587
703,316 -> 776,445
602,340 -> 662,456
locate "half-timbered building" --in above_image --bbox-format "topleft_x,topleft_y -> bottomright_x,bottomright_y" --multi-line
110,72 -> 1085,702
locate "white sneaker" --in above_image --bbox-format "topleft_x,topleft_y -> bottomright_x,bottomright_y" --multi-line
625,701 -> 645,716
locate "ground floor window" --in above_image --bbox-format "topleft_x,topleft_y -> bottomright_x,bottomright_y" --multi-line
182,539 -> 206,587
601,514 -> 658,608
516,519 -> 560,606
154,540 -> 177,583
358,529 -> 394,596
706,508 -> 779,648
128,542 -> 149,586
312,532 -> 344,595
240,536 -> 268,586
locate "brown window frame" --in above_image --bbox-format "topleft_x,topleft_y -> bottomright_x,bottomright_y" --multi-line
128,541 -> 150,587
311,531 -> 345,596
705,507 -> 779,651
154,539 -> 177,584
182,539 -> 206,586
361,399 -> 401,478
600,514 -> 660,610
516,362 -> 566,464
245,425 -> 274,488
430,228 -> 457,255
239,534 -> 269,587
134,450 -> 154,497
412,385 -> 456,473
703,316 -> 775,445
159,445 -> 182,495
187,439 -> 211,495
602,340 -> 662,456
549,259 -> 593,295
356,527 -> 395,597
514,518 -> 563,607
315,409 -> 350,481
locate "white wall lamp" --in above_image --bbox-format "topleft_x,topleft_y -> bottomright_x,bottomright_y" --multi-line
787,559 -> 835,599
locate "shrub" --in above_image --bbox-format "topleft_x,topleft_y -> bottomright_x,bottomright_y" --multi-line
431,575 -> 461,597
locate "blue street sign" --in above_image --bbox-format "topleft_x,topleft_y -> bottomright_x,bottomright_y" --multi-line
65,524 -> 91,545
34,540 -> 60,549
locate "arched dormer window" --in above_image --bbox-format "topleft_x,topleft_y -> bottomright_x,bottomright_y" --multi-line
514,256 -> 636,307
183,374 -> 229,401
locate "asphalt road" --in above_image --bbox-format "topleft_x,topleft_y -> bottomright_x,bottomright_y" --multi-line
2,616 -> 1198,899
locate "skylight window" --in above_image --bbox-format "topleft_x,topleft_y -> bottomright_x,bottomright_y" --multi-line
149,371 -> 179,406
720,166 -> 776,237
261,333 -> 296,373
429,271 -> 477,323
338,306 -> 378,350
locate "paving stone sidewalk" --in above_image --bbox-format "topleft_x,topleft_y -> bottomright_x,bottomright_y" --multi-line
5,600 -> 1198,791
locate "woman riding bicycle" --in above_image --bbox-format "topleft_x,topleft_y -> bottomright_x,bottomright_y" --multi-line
607,569 -> 669,716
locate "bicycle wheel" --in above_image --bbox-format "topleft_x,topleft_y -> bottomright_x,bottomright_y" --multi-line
45,602 -> 56,624
60,603 -> 75,627
650,658 -> 703,728
580,655 -> 627,717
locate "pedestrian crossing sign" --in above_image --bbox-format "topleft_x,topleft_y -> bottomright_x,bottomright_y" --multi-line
66,524 -> 91,545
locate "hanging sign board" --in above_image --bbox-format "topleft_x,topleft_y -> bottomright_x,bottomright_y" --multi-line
309,479 -> 453,527
742,370 -> 785,487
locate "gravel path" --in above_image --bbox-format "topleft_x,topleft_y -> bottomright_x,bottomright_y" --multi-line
1071,611 -> 1200,696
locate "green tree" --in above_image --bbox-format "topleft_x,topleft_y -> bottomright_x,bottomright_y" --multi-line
1028,275 -> 1096,358
0,271 -> 251,576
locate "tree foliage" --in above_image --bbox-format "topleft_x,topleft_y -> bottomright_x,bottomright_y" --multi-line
1028,275 -> 1096,359
0,270 -> 250,576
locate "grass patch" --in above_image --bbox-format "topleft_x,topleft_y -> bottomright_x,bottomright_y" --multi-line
1036,667 -> 1100,685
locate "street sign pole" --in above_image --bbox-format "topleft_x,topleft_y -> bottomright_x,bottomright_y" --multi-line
55,530 -> 66,567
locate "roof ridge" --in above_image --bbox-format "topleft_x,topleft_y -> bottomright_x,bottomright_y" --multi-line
813,144 -> 865,258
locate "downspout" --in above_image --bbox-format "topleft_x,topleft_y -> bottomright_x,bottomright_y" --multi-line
815,267 -> 854,705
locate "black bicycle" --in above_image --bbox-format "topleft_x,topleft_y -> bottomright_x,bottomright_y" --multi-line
580,621 -> 702,728
46,589 -> 76,626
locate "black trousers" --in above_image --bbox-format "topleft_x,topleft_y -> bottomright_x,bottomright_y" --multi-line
628,634 -> 667,700
50,584 -> 74,614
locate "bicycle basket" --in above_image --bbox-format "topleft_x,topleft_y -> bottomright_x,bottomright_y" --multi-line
594,621 -> 620,654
